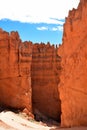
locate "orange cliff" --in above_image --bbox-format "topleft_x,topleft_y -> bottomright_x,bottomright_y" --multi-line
31,43 -> 61,121
1,0 -> 87,126
0,29 -> 61,121
0,29 -> 33,116
58,0 -> 87,127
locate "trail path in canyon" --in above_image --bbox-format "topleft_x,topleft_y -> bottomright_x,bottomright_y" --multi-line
0,111 -> 87,130
0,111 -> 56,130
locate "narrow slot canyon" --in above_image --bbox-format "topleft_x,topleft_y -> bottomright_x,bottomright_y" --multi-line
1,0 -> 87,128
0,29 -> 62,126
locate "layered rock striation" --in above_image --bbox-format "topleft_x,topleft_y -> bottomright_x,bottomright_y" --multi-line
58,0 -> 87,127
1,0 -> 87,126
0,29 -> 61,121
31,43 -> 61,121
0,29 -> 33,116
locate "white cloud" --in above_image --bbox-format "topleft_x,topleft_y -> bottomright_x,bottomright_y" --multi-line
0,0 -> 80,24
58,26 -> 63,31
51,27 -> 58,31
50,26 -> 63,32
37,26 -> 48,31
36,26 -> 63,32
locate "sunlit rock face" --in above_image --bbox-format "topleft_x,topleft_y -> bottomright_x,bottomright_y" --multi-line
0,29 -> 61,121
2,0 -> 87,124
31,43 -> 61,121
0,29 -> 33,116
58,0 -> 87,127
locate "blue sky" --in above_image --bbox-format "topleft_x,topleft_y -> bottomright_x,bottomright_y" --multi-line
0,19 -> 64,44
0,0 -> 80,44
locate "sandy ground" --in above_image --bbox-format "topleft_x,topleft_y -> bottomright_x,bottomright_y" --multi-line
0,111 -> 56,130
0,111 -> 87,130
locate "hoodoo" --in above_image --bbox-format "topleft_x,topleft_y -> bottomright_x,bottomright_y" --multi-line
0,29 -> 61,122
0,29 -> 33,116
0,0 -> 87,127
58,0 -> 87,127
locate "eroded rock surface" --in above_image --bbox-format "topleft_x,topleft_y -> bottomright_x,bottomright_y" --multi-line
31,43 -> 61,121
0,29 -> 61,121
58,0 -> 87,127
0,29 -> 32,116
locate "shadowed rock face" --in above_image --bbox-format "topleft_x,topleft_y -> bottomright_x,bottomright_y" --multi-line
31,43 -> 61,121
0,29 -> 33,116
58,0 -> 87,127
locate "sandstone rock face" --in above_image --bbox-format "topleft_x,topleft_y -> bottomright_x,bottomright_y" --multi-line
58,0 -> 87,127
0,29 -> 61,121
0,29 -> 32,116
31,43 -> 61,121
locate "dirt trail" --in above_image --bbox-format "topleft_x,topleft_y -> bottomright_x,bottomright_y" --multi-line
0,111 -> 55,130
0,111 -> 87,130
